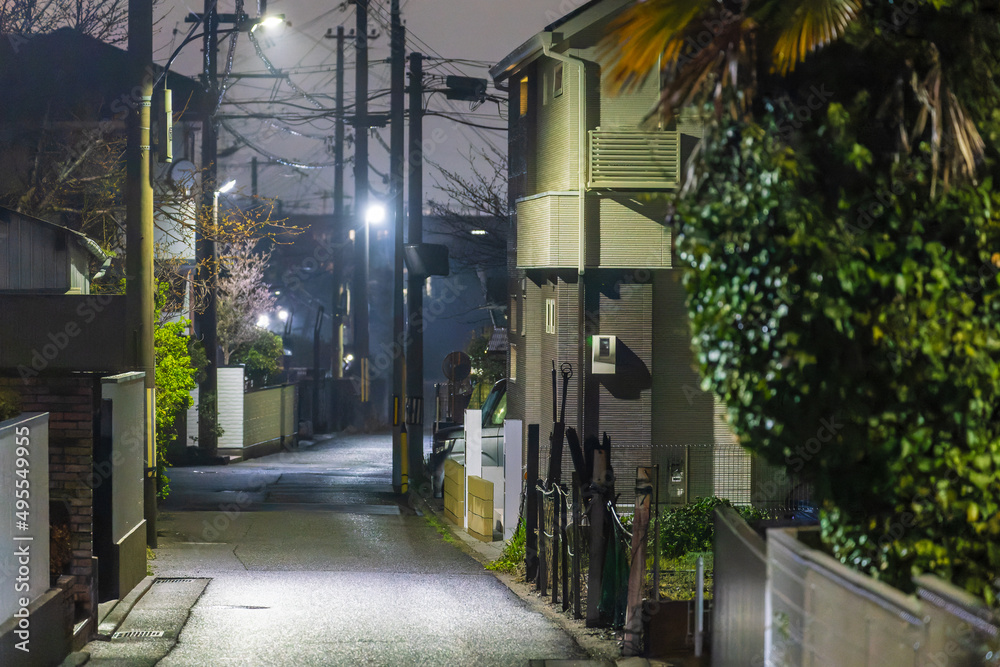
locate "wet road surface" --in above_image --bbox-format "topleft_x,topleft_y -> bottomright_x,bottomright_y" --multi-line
113,433 -> 588,666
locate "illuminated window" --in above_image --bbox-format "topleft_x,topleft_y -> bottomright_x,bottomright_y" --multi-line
545,298 -> 556,334
519,77 -> 528,117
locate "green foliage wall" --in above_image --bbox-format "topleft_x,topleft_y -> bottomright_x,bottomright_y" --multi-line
676,109 -> 1000,604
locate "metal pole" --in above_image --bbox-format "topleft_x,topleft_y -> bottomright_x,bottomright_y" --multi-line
312,306 -> 324,430
197,0 -> 220,456
405,52 -> 425,483
353,0 -> 370,408
128,0 -> 156,547
334,26 -> 345,223
525,424 -> 539,582
695,555 -> 705,657
572,472 -> 581,619
331,25 -> 346,383
390,0 -> 406,491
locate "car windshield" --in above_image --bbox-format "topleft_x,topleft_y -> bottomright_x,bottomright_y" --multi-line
488,392 -> 507,426
480,381 -> 507,427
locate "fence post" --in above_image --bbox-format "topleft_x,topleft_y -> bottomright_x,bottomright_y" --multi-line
623,466 -> 653,656
586,444 -> 608,627
551,484 -> 560,605
572,472 -> 582,619
653,464 -> 660,601
538,481 -> 548,596
526,424 -> 539,582
561,485 -> 569,612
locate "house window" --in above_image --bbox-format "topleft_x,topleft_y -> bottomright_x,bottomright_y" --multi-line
519,77 -> 529,117
510,344 -> 517,382
510,296 -> 518,335
545,298 -> 556,334
553,63 -> 563,98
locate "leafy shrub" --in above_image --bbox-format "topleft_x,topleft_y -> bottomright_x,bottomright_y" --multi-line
0,387 -> 22,421
231,328 -> 284,389
487,519 -> 525,574
659,497 -> 768,559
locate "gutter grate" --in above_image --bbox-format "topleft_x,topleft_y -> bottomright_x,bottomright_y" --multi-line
154,578 -> 195,584
113,630 -> 165,639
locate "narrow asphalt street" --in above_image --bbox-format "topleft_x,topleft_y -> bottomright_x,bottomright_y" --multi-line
83,432 -> 591,666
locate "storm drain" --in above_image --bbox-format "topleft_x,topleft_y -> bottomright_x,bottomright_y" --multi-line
154,578 -> 195,584
113,630 -> 165,639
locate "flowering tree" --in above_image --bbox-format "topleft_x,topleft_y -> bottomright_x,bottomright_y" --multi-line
217,239 -> 275,366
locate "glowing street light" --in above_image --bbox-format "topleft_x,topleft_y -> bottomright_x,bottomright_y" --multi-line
366,202 -> 386,226
277,309 -> 289,322
251,14 -> 285,32
257,314 -> 270,328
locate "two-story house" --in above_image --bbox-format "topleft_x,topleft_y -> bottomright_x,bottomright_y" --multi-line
490,0 -> 773,506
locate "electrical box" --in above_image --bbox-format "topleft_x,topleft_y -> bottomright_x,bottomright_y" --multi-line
592,334 -> 617,374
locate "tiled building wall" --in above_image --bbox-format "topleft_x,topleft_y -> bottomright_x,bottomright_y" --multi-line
0,375 -> 98,616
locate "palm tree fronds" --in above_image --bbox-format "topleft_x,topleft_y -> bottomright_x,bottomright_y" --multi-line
599,0 -> 713,94
770,0 -> 860,75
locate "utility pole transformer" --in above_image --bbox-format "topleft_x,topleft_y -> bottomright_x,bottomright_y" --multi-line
405,52 -> 425,484
127,0 -> 156,547
390,0 -> 406,490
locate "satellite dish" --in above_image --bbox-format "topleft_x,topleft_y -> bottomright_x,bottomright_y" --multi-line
442,351 -> 471,382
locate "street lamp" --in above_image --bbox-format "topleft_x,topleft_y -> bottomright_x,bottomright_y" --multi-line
354,201 -> 385,404
366,203 -> 386,226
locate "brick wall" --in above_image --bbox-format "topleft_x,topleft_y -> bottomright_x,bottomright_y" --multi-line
0,375 -> 98,618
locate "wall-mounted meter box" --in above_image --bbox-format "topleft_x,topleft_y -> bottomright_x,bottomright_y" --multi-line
592,334 -> 617,374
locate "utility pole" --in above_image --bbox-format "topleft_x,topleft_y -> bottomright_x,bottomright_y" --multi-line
353,0 -> 370,412
405,52 -> 425,483
329,25 -> 346,381
334,25 -> 345,224
390,0 -> 406,491
127,0 -> 156,547
196,0 -> 220,456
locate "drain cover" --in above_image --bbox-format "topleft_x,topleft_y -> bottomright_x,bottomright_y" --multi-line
113,630 -> 165,639
154,578 -> 195,584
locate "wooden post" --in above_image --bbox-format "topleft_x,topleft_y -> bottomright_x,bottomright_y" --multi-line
526,425 -> 539,581
623,467 -> 653,656
551,484 -> 559,605
572,472 -> 582,619
538,482 -> 547,596
586,444 -> 608,627
561,484 -> 569,612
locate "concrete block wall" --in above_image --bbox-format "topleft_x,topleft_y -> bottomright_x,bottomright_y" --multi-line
0,376 -> 98,617
443,459 -> 465,525
466,475 -> 494,542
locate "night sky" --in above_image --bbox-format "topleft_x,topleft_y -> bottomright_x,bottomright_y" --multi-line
156,0 -> 571,211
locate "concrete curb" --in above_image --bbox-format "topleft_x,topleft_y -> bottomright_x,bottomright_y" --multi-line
95,575 -> 156,639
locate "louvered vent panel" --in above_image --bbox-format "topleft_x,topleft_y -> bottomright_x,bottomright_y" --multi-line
588,130 -> 679,190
